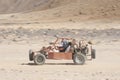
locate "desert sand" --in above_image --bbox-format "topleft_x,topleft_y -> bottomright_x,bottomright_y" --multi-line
0,0 -> 120,80
0,42 -> 120,80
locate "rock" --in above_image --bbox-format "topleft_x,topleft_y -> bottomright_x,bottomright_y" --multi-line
105,78 -> 109,80
0,68 -> 5,71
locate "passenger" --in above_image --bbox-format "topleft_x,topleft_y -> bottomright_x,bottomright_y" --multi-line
65,39 -> 78,53
79,40 -> 87,49
79,40 -> 89,55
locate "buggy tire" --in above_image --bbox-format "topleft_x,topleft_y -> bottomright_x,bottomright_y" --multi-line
91,49 -> 96,59
73,53 -> 85,65
34,54 -> 46,65
29,49 -> 34,61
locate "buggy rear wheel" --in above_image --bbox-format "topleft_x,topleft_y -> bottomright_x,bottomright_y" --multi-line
73,53 -> 85,65
34,54 -> 46,65
91,49 -> 96,59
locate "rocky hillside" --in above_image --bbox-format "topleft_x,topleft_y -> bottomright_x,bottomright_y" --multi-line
0,0 -> 120,21
0,0 -> 74,14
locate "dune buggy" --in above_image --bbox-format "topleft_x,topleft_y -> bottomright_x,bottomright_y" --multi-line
29,38 -> 96,65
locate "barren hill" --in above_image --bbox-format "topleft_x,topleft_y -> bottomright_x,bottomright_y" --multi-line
0,0 -> 74,14
0,0 -> 51,13
0,0 -> 120,19
0,0 -> 119,29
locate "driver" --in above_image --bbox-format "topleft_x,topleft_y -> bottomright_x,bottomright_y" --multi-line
59,38 -> 69,52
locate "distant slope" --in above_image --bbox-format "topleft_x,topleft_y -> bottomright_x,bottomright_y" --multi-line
0,0 -> 74,14
0,0 -> 120,21
0,0 -> 53,13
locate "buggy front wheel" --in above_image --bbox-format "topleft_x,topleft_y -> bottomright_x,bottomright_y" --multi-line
34,54 -> 46,65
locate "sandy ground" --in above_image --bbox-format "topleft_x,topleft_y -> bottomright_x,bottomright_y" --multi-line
0,19 -> 119,80
0,0 -> 120,80
0,41 -> 120,80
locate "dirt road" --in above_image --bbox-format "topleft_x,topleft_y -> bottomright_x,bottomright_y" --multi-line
0,42 -> 120,80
